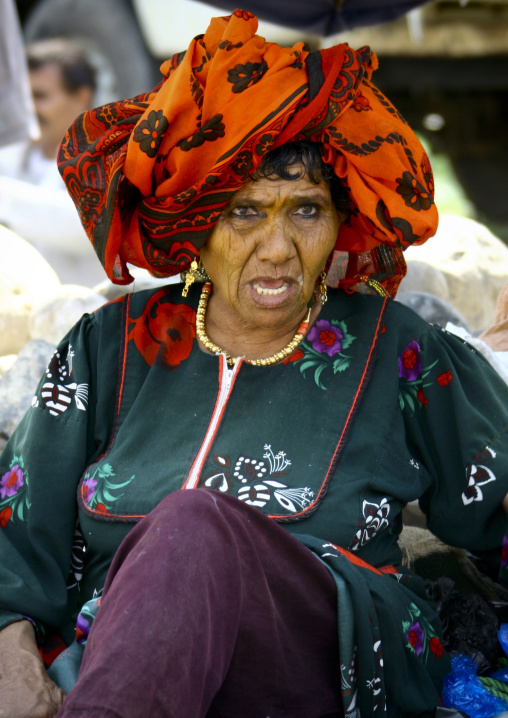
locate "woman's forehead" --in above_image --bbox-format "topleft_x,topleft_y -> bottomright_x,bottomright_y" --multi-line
231,172 -> 332,204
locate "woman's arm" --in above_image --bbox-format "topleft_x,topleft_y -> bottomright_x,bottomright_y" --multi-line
0,620 -> 65,718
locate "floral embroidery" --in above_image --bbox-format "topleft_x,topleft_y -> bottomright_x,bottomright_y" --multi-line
462,446 -> 497,505
429,636 -> 444,659
398,339 -> 450,414
0,507 -> 12,527
0,456 -> 30,526
308,319 -> 343,357
81,463 -> 135,515
398,340 -> 421,381
287,318 -> 356,390
202,444 -> 314,514
132,110 -> 169,157
33,345 -> 88,416
403,603 -> 443,664
350,498 -> 391,551
128,290 -> 196,368
437,371 -> 453,386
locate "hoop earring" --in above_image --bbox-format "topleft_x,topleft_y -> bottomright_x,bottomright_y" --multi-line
318,271 -> 328,305
181,259 -> 210,297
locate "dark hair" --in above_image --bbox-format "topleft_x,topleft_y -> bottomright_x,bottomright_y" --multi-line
27,38 -> 97,94
254,140 -> 350,215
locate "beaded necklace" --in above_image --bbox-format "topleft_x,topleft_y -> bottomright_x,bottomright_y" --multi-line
196,282 -> 311,368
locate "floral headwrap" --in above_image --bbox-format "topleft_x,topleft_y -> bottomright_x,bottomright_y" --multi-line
58,10 -> 437,295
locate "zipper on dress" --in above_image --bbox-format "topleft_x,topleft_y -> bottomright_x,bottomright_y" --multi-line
184,355 -> 241,489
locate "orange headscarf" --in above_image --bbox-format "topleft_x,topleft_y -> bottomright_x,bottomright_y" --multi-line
58,10 -> 437,295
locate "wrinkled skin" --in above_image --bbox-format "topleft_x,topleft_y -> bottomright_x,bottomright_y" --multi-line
200,166 -> 342,361
0,621 -> 65,718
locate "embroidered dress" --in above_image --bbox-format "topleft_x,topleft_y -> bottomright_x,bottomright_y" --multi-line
1,284 -> 508,716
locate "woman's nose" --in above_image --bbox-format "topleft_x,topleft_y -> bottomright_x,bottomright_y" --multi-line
255,216 -> 296,264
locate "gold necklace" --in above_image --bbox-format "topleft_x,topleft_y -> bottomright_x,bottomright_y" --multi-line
196,282 -> 312,368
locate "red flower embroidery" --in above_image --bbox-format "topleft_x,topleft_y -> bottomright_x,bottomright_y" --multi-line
429,636 -> 444,659
320,330 -> 337,347
403,349 -> 418,371
128,290 -> 196,368
417,388 -> 428,408
0,506 -> 12,528
95,503 -> 110,515
437,371 -> 453,386
283,348 -> 304,365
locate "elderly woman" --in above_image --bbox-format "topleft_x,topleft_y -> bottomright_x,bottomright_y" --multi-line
1,11 -> 508,718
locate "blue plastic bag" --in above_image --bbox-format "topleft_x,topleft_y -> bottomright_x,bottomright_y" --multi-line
442,654 -> 508,718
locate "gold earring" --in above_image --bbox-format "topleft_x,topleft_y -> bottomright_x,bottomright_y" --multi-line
181,259 -> 210,297
318,271 -> 328,305
181,260 -> 198,297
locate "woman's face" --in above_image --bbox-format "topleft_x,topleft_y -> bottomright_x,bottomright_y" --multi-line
200,165 -> 342,333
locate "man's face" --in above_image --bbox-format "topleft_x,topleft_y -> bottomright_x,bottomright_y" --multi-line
30,62 -> 92,158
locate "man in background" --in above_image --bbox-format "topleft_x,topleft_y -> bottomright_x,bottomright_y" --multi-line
0,38 -> 105,286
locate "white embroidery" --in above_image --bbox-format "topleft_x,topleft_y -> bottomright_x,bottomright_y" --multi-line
263,444 -> 291,473
351,498 -> 391,551
204,473 -> 229,492
233,456 -> 267,483
271,486 -> 314,512
36,344 -> 88,416
238,484 -> 271,507
462,446 -> 497,505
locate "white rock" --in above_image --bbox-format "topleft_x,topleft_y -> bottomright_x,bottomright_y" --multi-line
0,355 -> 17,379
31,284 -> 107,344
399,261 -> 449,302
0,339 -> 55,441
402,215 -> 508,331
0,226 -> 61,355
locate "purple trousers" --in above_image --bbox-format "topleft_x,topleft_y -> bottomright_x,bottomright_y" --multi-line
58,490 -> 342,718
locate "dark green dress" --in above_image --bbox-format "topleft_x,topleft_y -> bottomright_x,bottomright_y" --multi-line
1,283 -> 508,716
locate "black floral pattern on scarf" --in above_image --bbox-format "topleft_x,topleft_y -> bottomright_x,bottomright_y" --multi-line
254,134 -> 273,156
396,172 -> 434,211
231,150 -> 254,180
227,60 -> 268,93
178,114 -> 225,151
132,110 -> 169,158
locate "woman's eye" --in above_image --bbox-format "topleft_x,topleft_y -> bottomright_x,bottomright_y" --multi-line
295,204 -> 318,217
231,206 -> 257,217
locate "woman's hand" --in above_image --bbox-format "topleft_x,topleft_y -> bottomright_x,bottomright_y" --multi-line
0,620 -> 66,718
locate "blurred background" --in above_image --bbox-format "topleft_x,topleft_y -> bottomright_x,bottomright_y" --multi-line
12,0 -> 508,243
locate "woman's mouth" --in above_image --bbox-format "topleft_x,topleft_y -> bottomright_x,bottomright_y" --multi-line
247,278 -> 298,308
253,280 -> 289,296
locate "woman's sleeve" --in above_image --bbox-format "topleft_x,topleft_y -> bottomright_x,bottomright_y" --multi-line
399,324 -> 508,560
0,305 -> 118,638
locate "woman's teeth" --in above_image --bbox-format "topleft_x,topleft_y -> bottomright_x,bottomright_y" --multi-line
253,282 -> 288,296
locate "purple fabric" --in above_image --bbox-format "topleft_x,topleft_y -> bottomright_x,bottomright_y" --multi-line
57,490 -> 342,718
